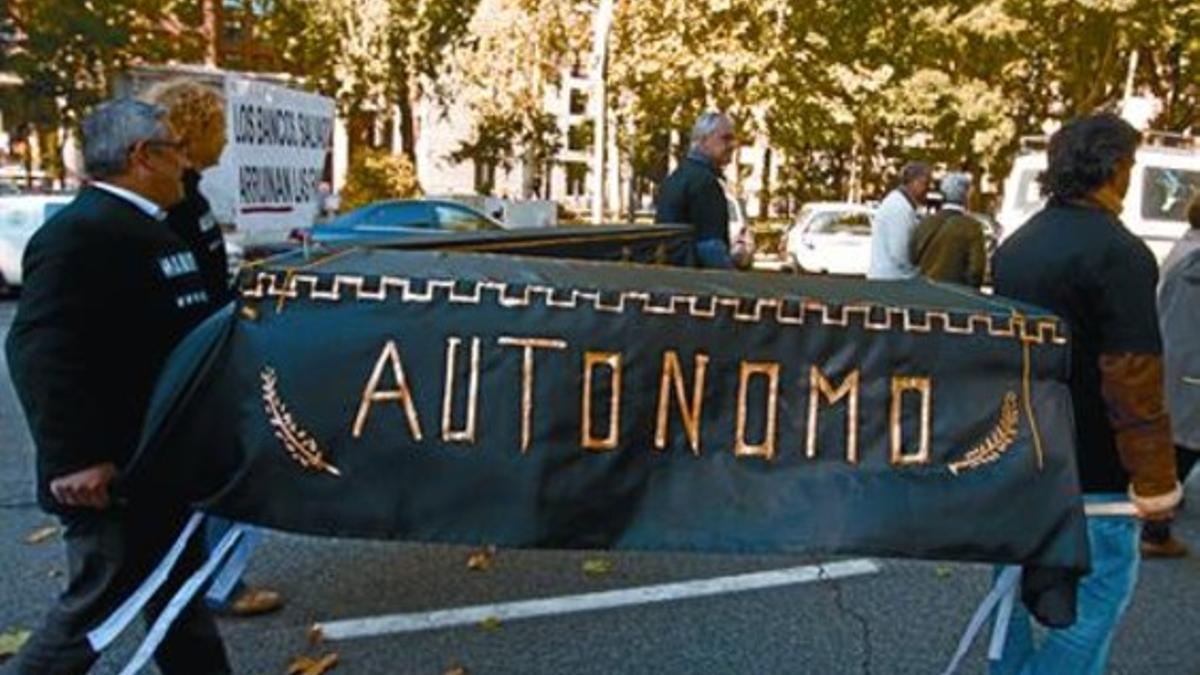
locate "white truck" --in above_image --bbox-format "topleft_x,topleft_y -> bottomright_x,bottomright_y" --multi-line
997,133 -> 1200,263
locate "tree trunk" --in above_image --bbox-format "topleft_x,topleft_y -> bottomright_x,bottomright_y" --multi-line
395,75 -> 418,173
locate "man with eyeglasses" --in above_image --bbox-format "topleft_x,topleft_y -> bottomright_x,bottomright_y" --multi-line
656,111 -> 746,269
5,98 -> 230,673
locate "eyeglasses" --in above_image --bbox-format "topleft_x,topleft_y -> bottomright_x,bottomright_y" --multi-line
141,139 -> 186,152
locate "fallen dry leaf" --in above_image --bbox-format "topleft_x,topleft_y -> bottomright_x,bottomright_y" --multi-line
0,629 -> 31,662
466,546 -> 496,571
286,652 -> 338,675
581,558 -> 614,577
443,664 -> 469,675
478,616 -> 503,632
934,565 -> 953,579
47,569 -> 63,579
24,525 -> 59,545
306,624 -> 325,646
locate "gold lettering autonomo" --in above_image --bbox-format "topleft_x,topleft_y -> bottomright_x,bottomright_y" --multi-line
347,336 -> 940,467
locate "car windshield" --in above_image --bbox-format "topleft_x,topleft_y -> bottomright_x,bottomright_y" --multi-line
806,210 -> 872,235
435,204 -> 500,232
1141,167 -> 1200,222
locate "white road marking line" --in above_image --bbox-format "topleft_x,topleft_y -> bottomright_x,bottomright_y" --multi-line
316,558 -> 881,641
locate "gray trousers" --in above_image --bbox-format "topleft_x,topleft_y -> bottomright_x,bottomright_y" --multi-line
9,506 -> 230,675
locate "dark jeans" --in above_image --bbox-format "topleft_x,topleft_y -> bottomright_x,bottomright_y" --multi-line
1142,445 -> 1199,543
10,507 -> 230,675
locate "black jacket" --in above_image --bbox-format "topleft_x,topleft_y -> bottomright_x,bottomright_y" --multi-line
5,186 -> 215,514
655,154 -> 730,263
167,169 -> 233,306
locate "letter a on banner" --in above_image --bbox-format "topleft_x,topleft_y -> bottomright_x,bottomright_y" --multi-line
353,340 -> 424,441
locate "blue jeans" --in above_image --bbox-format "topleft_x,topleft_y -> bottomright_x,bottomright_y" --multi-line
990,494 -> 1140,675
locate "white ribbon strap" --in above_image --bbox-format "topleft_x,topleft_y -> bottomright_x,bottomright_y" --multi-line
205,525 -> 262,604
941,565 -> 1022,675
117,523 -> 246,675
87,512 -> 206,651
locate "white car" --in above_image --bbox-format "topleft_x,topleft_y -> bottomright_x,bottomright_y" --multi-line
783,202 -> 875,276
0,194 -> 73,292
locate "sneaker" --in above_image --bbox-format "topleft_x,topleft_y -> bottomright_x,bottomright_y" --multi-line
1140,536 -> 1190,559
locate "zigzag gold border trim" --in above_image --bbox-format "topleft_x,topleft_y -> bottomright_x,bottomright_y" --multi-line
261,367 -> 341,477
241,272 -> 1067,345
947,392 -> 1020,475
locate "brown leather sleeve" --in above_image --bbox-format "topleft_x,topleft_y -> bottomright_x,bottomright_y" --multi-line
1098,353 -> 1178,499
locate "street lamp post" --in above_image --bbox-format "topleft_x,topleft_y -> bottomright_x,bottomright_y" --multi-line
589,0 -> 616,224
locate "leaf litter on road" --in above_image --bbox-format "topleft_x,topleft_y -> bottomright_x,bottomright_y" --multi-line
582,558 -> 614,577
24,524 -> 59,545
286,652 -> 338,675
0,629 -> 31,662
466,546 -> 496,571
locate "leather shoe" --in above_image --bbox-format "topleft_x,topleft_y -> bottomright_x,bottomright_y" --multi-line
226,586 -> 284,616
1140,536 -> 1190,559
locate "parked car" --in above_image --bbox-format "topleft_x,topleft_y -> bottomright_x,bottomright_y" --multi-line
0,193 -> 73,292
297,199 -> 505,246
783,202 -> 875,276
783,200 -> 1001,278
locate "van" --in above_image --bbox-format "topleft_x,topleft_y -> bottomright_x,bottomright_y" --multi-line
997,133 -> 1200,263
0,194 -> 74,292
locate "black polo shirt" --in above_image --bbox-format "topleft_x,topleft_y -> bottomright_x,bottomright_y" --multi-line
993,198 -> 1162,493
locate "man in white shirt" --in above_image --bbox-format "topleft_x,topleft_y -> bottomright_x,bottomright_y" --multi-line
868,162 -> 932,280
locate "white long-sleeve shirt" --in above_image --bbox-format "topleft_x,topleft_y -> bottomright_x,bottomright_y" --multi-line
867,188 -> 919,280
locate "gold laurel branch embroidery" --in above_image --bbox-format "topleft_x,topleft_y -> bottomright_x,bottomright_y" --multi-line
260,367 -> 341,477
947,392 -> 1020,476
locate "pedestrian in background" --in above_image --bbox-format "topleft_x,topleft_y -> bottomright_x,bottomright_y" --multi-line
1142,193 -> 1200,558
990,112 -> 1180,675
910,172 -> 986,287
655,111 -> 742,269
5,98 -> 230,674
867,161 -> 931,280
143,78 -> 284,616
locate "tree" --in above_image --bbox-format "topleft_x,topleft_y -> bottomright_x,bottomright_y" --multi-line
257,0 -> 479,169
443,0 -> 585,196
340,148 -> 421,210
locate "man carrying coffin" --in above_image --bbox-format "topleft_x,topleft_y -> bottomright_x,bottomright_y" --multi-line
5,99 -> 230,673
990,112 -> 1181,674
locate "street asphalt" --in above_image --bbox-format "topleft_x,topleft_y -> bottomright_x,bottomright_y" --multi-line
1,298 -> 1198,675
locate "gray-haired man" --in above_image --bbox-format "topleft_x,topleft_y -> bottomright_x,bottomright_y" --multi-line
868,161 -> 932,280
910,172 -> 987,287
655,111 -> 741,268
6,99 -> 230,673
